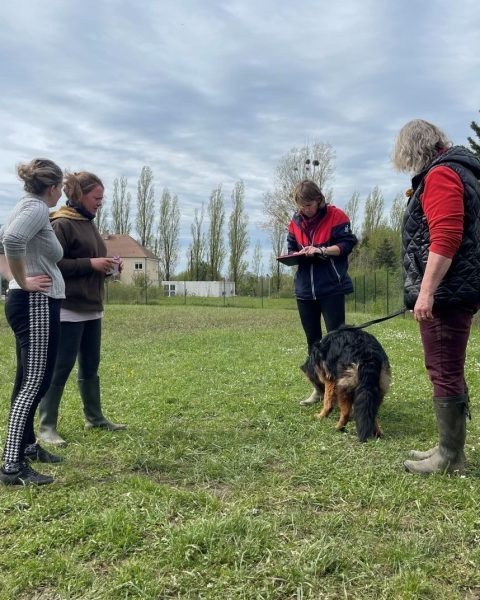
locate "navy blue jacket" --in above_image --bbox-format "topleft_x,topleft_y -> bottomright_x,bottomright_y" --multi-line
287,205 -> 357,300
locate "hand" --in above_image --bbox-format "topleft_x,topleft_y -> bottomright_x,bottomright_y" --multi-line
91,257 -> 117,274
303,245 -> 321,256
413,291 -> 434,322
23,275 -> 52,293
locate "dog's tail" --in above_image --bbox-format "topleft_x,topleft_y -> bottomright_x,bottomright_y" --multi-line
353,359 -> 383,442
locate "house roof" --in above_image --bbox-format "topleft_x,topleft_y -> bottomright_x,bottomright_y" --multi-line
103,234 -> 159,259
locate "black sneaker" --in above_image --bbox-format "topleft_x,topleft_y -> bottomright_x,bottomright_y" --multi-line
0,462 -> 54,486
25,444 -> 64,464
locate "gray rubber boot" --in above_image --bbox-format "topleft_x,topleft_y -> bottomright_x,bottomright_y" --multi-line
299,387 -> 323,406
408,446 -> 438,460
38,385 -> 68,447
79,376 -> 127,431
404,394 -> 468,475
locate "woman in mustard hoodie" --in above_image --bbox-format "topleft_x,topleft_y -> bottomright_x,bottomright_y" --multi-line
38,171 -> 126,447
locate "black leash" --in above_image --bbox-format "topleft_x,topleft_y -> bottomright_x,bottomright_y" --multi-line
353,307 -> 407,329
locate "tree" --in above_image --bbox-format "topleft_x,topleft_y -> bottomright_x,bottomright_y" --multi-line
95,200 -> 109,234
374,238 -> 397,270
263,141 -> 335,230
468,110 -> 480,159
111,176 -> 132,235
251,240 -> 263,279
189,205 -> 207,280
207,185 -> 226,280
228,180 -> 249,287
362,186 -> 387,239
389,192 -> 406,234
270,219 -> 286,292
344,191 -> 360,236
157,189 -> 180,281
136,166 -> 155,249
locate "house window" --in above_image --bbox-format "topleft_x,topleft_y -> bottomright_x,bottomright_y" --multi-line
134,262 -> 143,271
164,283 -> 176,297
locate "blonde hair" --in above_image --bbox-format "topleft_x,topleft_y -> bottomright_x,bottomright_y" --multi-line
293,180 -> 326,207
17,158 -> 63,195
392,119 -> 451,174
63,171 -> 104,206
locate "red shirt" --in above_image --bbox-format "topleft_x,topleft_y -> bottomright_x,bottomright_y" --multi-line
421,165 -> 464,259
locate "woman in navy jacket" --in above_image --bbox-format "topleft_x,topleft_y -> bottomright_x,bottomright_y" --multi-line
287,180 -> 357,405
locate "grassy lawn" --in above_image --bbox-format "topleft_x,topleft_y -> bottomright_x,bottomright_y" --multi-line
1,304 -> 480,599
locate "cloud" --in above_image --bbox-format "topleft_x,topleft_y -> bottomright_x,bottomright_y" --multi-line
1,0 -> 479,271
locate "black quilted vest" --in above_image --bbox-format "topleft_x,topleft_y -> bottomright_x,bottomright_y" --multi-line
402,146 -> 480,309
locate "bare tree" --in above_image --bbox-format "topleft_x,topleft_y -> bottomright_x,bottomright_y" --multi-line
263,141 -> 336,230
111,176 -> 132,235
362,186 -> 387,239
157,189 -> 180,281
228,180 -> 249,287
189,205 -> 207,280
344,191 -> 360,236
251,240 -> 263,279
207,185 -> 226,280
136,166 -> 155,249
389,192 -> 406,233
270,220 -> 286,292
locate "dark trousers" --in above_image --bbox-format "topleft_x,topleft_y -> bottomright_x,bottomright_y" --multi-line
297,295 -> 346,354
3,290 -> 61,463
419,305 -> 478,397
49,318 -> 102,386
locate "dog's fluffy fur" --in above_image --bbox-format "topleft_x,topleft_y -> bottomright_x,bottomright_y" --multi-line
301,326 -> 391,442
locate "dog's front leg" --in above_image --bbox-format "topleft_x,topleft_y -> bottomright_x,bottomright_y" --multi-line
314,380 -> 335,419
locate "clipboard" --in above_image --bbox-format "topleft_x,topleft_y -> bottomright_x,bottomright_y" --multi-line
276,251 -> 306,266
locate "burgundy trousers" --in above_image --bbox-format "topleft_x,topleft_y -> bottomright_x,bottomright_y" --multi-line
419,304 -> 478,397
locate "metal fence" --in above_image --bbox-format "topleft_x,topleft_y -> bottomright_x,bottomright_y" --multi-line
104,269 -> 405,314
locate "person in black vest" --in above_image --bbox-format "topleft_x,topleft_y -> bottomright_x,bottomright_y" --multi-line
393,119 -> 480,475
287,180 -> 357,406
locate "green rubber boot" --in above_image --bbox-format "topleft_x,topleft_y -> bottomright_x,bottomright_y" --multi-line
38,385 -> 68,447
79,376 -> 127,431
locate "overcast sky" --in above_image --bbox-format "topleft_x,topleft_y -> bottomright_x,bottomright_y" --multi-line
1,0 -> 479,273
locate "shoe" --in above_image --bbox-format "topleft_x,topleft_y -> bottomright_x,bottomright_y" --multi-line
0,462 -> 54,486
25,444 -> 64,463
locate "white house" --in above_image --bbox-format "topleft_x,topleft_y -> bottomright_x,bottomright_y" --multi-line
162,281 -> 235,297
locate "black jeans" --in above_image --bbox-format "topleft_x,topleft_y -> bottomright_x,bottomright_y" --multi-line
297,295 -> 346,354
49,318 -> 102,386
3,290 -> 61,463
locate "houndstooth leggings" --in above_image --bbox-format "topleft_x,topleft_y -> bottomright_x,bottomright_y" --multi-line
3,290 -> 61,464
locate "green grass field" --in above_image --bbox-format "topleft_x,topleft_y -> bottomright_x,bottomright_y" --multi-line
1,304 -> 480,599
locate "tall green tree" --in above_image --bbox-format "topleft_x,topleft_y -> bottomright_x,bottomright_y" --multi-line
362,186 -> 387,239
136,166 -> 155,249
251,240 -> 263,279
207,185 -> 226,280
188,205 -> 206,280
228,180 -> 249,287
95,199 -> 109,234
157,189 -> 180,281
111,176 -> 132,235
374,237 -> 397,270
344,191 -> 360,236
468,110 -> 480,159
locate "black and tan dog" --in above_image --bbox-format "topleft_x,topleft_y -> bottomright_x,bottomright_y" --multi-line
301,326 -> 391,442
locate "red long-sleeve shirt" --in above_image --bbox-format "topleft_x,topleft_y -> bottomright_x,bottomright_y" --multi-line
420,165 -> 464,258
